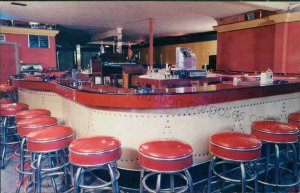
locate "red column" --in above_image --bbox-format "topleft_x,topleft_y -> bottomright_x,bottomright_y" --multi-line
149,18 -> 153,67
273,23 -> 289,74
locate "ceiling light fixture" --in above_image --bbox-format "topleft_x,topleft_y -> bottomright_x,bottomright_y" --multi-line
11,2 -> 27,6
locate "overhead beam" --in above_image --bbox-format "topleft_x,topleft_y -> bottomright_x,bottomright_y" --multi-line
88,41 -> 140,46
91,27 -> 122,41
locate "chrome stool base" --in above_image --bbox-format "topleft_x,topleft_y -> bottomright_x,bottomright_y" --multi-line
73,162 -> 120,193
15,138 -> 33,193
258,143 -> 300,193
1,116 -> 21,169
140,169 -> 193,193
207,157 -> 259,193
25,149 -> 70,193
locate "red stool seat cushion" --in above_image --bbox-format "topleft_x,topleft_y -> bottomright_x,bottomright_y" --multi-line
288,112 -> 300,128
209,131 -> 261,161
139,140 -> 193,172
17,117 -> 57,137
69,136 -> 121,166
0,98 -> 12,104
0,103 -> 29,116
16,109 -> 51,122
27,126 -> 75,152
251,121 -> 298,143
0,84 -> 16,93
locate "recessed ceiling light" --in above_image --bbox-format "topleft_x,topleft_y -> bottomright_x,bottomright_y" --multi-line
105,45 -> 110,48
11,2 -> 27,6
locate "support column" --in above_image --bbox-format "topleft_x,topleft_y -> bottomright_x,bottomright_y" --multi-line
76,44 -> 81,70
116,28 -> 123,54
273,23 -> 289,74
149,18 -> 153,67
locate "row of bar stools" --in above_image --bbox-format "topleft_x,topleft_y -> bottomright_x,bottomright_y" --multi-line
69,136 -> 121,193
139,140 -> 194,193
207,131 -> 262,193
251,121 -> 299,192
1,102 -> 28,168
26,125 -> 75,193
15,111 -> 53,193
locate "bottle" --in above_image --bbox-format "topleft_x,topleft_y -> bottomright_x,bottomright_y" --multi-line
266,68 -> 273,84
260,72 -> 267,85
233,77 -> 238,86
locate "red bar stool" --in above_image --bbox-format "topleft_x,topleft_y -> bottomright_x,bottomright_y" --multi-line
288,112 -> 300,128
0,84 -> 18,102
69,136 -> 121,193
0,103 -> 28,169
251,121 -> 299,192
0,98 -> 13,104
15,112 -> 53,193
207,131 -> 261,193
138,140 -> 193,193
26,126 -> 75,193
16,109 -> 51,123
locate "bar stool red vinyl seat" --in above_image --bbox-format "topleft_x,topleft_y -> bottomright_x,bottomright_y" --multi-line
27,126 -> 75,152
69,136 -> 121,193
0,84 -> 18,102
0,98 -> 12,104
251,121 -> 298,143
207,131 -> 262,193
16,109 -> 51,123
0,84 -> 16,93
251,121 -> 299,192
0,103 -> 28,116
209,131 -> 261,161
139,140 -> 194,193
26,126 -> 75,193
139,140 -> 193,172
69,136 -> 121,166
288,112 -> 300,128
17,117 -> 57,137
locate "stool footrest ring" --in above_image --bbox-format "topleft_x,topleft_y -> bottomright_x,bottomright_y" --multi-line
142,172 -> 190,193
213,161 -> 257,183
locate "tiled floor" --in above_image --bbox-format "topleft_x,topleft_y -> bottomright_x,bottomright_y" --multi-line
1,147 -> 68,193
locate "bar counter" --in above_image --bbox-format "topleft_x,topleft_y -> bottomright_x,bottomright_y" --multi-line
12,75 -> 300,109
10,75 -> 300,185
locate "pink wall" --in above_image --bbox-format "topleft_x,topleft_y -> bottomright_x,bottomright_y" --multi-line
4,33 -> 57,69
217,25 -> 275,72
217,21 -> 300,74
285,22 -> 300,74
